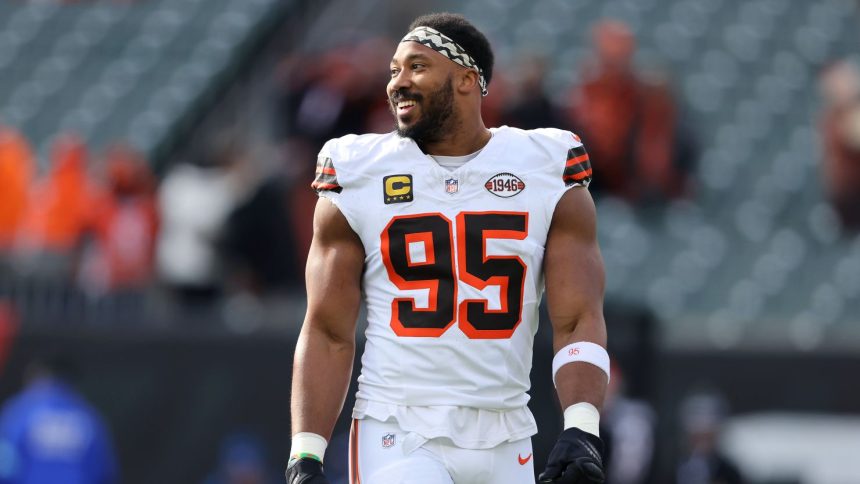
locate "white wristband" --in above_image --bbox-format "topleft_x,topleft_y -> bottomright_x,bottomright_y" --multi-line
290,432 -> 328,463
552,341 -> 610,387
564,402 -> 600,437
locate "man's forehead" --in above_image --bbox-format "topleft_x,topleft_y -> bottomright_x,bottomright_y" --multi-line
390,40 -> 449,64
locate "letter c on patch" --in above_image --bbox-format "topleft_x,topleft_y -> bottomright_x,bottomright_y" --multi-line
385,175 -> 411,196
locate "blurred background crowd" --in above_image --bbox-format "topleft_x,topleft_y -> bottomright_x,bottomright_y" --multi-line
1,0 -> 859,483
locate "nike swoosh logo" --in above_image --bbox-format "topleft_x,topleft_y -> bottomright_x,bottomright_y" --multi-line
518,453 -> 532,465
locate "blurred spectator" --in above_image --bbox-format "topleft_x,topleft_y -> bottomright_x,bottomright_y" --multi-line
277,39 -> 393,149
220,164 -> 302,296
568,20 -> 639,198
501,55 -> 560,130
14,134 -> 97,278
567,20 -> 695,202
0,127 -> 34,252
819,60 -> 860,231
635,69 -> 696,202
156,136 -> 246,307
602,363 -> 656,484
675,390 -> 745,484
0,354 -> 118,484
203,432 -> 278,484
78,144 -> 159,295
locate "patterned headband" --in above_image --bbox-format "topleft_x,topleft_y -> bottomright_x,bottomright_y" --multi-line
400,26 -> 488,96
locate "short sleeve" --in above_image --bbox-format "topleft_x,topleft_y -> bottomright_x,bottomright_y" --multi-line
311,140 -> 343,195
310,155 -> 342,194
561,134 -> 592,188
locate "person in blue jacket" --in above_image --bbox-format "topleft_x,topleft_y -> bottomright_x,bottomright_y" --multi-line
0,354 -> 118,484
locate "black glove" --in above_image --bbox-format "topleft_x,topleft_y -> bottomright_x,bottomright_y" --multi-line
285,457 -> 329,484
538,427 -> 605,484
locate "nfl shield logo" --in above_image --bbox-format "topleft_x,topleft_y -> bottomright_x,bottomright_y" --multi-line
445,178 -> 459,194
382,433 -> 396,448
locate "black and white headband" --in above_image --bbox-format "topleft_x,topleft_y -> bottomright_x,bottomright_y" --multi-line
400,26 -> 488,96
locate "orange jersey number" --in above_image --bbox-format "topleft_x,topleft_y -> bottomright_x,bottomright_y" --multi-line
381,212 -> 527,339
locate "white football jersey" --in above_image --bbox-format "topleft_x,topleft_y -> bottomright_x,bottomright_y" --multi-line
313,126 -> 592,446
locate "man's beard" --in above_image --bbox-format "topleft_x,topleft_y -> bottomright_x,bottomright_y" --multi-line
391,76 -> 456,145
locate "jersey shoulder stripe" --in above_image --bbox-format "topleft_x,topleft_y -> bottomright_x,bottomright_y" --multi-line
311,156 -> 342,193
513,127 -> 592,188
563,144 -> 592,186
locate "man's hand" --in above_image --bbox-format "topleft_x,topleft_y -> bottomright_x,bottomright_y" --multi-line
285,457 -> 329,484
538,427 -> 605,484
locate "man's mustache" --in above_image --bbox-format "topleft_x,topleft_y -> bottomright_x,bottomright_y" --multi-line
389,91 -> 423,104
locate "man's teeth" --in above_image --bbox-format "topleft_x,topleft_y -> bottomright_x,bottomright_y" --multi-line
397,101 -> 416,109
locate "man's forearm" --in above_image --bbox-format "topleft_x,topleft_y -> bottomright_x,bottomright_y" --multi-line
290,326 -> 355,440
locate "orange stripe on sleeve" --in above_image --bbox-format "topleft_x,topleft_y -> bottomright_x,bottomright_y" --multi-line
563,168 -> 593,181
565,154 -> 590,167
311,182 -> 341,190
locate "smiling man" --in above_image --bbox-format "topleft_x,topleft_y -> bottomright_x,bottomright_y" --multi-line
287,13 -> 609,484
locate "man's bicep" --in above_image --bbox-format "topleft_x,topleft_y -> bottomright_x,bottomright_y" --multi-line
543,188 -> 606,347
303,197 -> 365,340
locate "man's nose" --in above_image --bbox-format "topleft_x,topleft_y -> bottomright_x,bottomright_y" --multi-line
389,70 -> 412,93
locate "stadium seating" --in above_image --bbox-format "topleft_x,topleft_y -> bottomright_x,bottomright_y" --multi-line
0,0 -> 280,161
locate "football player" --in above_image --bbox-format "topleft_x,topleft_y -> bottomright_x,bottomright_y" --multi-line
287,12 -> 608,484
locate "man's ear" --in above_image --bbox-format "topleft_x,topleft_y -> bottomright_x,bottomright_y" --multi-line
457,68 -> 480,95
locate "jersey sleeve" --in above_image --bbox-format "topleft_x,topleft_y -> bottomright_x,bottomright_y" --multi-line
310,139 -> 343,194
561,133 -> 592,188
311,156 -> 342,193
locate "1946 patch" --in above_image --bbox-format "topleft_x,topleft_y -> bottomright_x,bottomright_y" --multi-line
485,173 -> 525,198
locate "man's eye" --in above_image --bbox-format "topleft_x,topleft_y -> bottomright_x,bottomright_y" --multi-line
412,63 -> 424,70
390,68 -> 400,77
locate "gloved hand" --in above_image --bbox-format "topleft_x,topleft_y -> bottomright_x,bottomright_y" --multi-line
285,457 -> 329,484
538,427 -> 605,483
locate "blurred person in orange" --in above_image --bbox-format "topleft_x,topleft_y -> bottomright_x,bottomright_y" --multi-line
78,144 -> 159,294
0,127 -> 35,251
14,134 -> 97,276
567,20 -> 694,203
819,60 -> 860,231
634,70 -> 695,202
567,20 -> 639,199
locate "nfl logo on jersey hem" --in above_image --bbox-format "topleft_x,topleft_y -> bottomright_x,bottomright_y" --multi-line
382,433 -> 396,448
